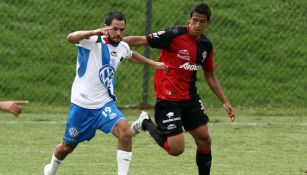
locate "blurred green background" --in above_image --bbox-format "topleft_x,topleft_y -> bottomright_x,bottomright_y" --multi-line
0,0 -> 306,111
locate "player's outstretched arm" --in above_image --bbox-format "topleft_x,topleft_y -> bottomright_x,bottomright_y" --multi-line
204,72 -> 236,121
67,26 -> 109,44
130,51 -> 168,71
0,101 -> 29,117
123,36 -> 148,46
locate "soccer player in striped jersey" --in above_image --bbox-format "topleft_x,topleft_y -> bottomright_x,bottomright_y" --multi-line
43,11 -> 167,175
125,2 -> 235,175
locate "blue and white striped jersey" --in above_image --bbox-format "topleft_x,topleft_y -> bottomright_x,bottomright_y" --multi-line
71,35 -> 132,109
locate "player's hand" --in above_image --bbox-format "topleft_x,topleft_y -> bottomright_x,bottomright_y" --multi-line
94,26 -> 110,36
223,102 -> 235,122
153,62 -> 168,71
0,101 -> 29,117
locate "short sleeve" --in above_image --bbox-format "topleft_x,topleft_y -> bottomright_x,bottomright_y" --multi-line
147,26 -> 187,50
203,48 -> 215,72
121,41 -> 132,59
76,36 -> 98,49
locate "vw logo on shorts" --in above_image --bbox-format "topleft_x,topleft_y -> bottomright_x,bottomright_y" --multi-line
99,65 -> 115,87
69,127 -> 79,138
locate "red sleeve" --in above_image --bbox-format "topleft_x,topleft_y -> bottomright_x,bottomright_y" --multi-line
203,49 -> 215,72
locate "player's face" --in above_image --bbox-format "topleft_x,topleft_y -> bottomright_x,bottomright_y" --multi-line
188,13 -> 208,39
107,19 -> 126,43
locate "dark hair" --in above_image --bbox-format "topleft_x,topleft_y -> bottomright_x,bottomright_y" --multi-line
189,2 -> 211,22
104,11 -> 126,26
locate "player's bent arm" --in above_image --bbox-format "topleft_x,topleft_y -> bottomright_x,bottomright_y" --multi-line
67,30 -> 98,43
67,27 -> 108,43
130,51 -> 167,70
130,51 -> 152,64
123,36 -> 148,46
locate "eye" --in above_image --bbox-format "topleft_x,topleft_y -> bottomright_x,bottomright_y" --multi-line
191,17 -> 207,24
112,27 -> 125,31
192,18 -> 198,22
199,19 -> 206,23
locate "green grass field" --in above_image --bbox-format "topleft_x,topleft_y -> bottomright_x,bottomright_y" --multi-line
0,108 -> 306,175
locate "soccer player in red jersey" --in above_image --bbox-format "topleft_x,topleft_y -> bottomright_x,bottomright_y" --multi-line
125,2 -> 235,175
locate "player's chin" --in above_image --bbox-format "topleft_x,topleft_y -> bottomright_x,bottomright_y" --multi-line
195,30 -> 202,35
113,39 -> 121,44
191,30 -> 202,37
115,37 -> 123,42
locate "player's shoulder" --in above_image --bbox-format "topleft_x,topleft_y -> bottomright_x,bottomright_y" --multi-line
119,40 -> 130,48
164,25 -> 188,36
84,35 -> 99,43
199,34 -> 213,47
118,41 -> 131,51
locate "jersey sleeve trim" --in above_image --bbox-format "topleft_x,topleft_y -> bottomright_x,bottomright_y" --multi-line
203,48 -> 214,72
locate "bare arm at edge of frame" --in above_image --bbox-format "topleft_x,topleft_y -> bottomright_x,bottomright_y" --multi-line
0,101 -> 29,117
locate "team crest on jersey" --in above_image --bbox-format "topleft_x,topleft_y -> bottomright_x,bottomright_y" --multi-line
202,51 -> 207,62
166,112 -> 174,118
99,65 -> 115,87
69,127 -> 79,138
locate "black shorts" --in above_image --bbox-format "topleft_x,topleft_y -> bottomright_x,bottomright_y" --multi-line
154,98 -> 209,137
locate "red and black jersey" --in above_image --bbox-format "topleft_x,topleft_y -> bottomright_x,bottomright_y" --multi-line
146,25 -> 214,101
